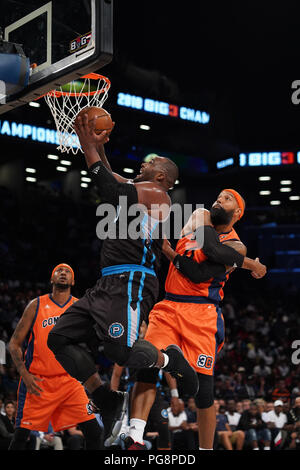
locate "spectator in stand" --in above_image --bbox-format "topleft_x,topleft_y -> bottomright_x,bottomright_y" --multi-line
253,358 -> 272,379
167,399 -> 187,451
241,399 -> 251,411
1,365 -> 19,397
225,399 -> 245,450
34,423 -> 64,450
236,401 -> 243,414
236,375 -> 258,400
184,397 -> 198,450
285,397 -> 300,450
271,379 -> 291,404
0,400 -> 15,450
256,376 -> 269,399
290,377 -> 300,398
215,405 -> 233,450
265,400 -> 288,449
238,402 -> 271,450
254,398 -> 265,414
276,358 -> 290,379
255,398 -> 272,423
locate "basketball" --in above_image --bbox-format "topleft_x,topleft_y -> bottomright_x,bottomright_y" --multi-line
76,106 -> 113,135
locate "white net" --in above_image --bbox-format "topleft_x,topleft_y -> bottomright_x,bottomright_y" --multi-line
44,74 -> 111,154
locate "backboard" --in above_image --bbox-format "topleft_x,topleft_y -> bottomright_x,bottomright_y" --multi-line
0,0 -> 113,115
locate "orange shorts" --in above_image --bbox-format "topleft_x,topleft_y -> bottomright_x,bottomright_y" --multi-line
145,299 -> 225,376
16,373 -> 95,432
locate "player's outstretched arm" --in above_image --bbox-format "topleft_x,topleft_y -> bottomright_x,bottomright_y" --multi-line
9,299 -> 44,396
198,227 -> 266,278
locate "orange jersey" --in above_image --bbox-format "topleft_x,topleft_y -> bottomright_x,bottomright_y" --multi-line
165,227 -> 240,303
25,294 -> 78,376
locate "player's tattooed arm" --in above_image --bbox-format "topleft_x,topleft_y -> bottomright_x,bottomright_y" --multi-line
9,299 -> 44,395
8,299 -> 37,376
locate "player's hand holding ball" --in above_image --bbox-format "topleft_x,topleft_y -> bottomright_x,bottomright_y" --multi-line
74,106 -> 114,149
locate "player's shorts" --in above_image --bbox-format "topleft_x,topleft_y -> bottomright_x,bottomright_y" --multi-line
144,296 -> 225,376
52,267 -> 159,349
16,373 -> 95,432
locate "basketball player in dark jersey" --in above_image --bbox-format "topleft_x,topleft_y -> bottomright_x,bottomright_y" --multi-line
48,115 -> 200,446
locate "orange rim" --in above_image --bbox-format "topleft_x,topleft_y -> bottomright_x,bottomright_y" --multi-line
36,73 -> 111,99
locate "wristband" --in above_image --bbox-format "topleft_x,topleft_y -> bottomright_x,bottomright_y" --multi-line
171,388 -> 179,398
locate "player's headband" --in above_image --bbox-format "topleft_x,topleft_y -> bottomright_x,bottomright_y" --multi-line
222,189 -> 245,219
51,263 -> 74,281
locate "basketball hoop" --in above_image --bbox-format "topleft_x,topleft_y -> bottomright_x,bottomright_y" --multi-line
42,73 -> 111,154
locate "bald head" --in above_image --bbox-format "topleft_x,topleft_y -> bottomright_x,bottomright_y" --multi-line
159,157 -> 179,188
134,155 -> 178,190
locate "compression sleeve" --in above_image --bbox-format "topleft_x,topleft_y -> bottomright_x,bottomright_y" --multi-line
173,255 -> 226,283
199,225 -> 244,268
89,161 -> 138,207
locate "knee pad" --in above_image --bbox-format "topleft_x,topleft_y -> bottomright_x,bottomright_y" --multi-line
126,339 -> 158,369
136,367 -> 159,384
194,373 -> 214,409
104,339 -> 158,369
47,332 -> 96,383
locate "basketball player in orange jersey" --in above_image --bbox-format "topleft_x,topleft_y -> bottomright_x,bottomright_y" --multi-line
8,264 -> 102,450
124,190 -> 267,450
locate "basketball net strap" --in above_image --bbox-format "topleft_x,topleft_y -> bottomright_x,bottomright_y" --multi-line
43,73 -> 110,154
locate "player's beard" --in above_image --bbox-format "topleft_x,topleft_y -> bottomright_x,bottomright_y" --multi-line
54,282 -> 71,291
210,206 -> 234,226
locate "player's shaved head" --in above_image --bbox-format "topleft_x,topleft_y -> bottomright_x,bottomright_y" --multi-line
159,157 -> 179,188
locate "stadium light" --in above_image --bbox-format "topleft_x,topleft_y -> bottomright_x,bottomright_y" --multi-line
47,154 -> 59,160
280,187 -> 292,192
259,190 -> 271,195
280,180 -> 292,185
258,176 -> 271,181
29,101 -> 40,108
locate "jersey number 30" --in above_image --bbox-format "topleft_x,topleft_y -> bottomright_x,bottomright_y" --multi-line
197,354 -> 213,369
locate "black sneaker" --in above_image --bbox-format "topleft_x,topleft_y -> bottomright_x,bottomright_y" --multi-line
163,344 -> 199,396
100,390 -> 129,447
123,436 -> 147,450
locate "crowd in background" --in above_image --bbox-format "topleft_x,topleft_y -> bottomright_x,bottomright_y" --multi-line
1,277 -> 299,450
